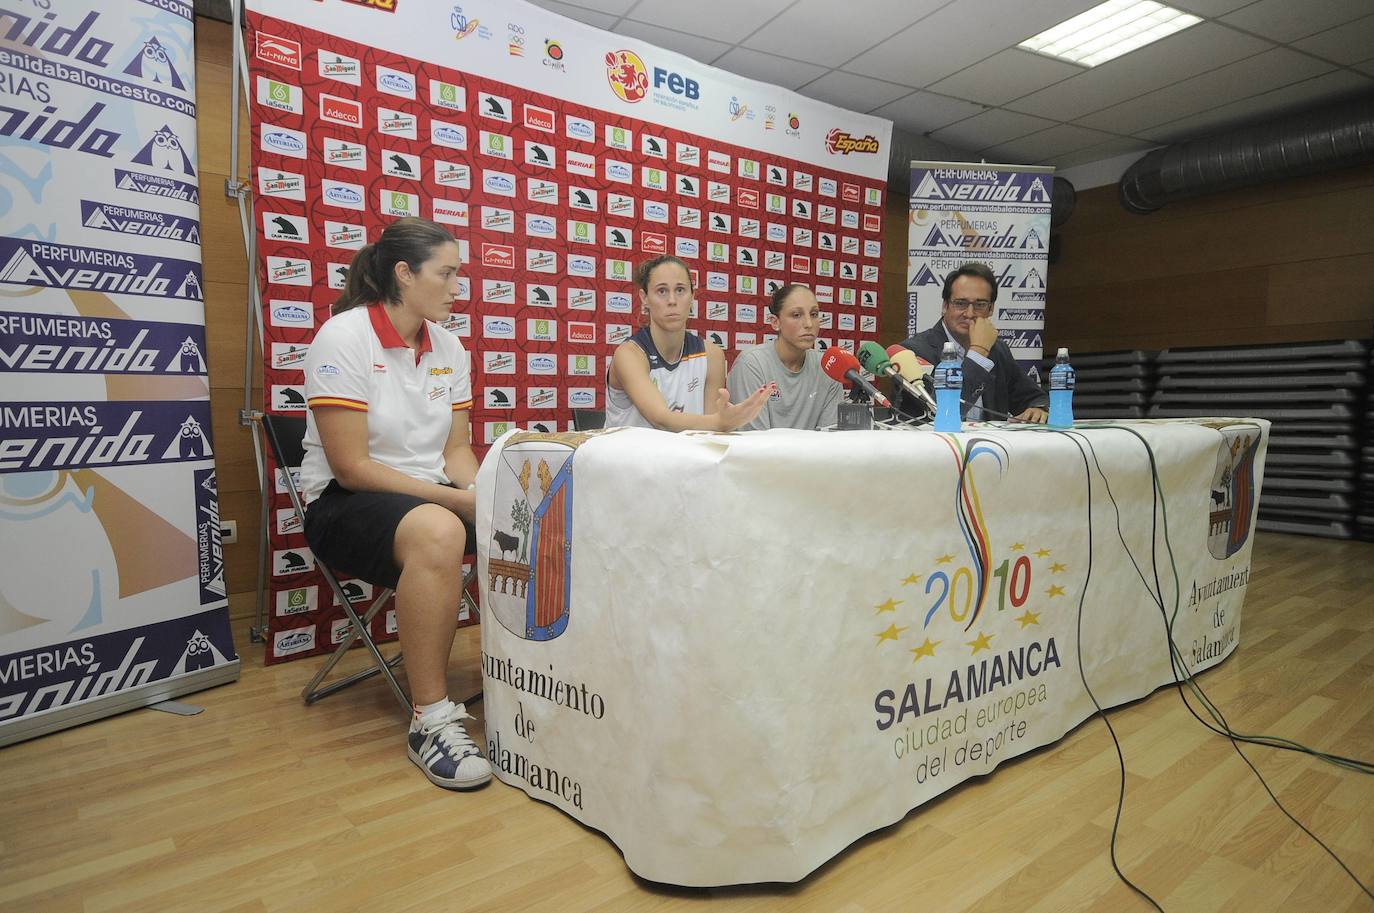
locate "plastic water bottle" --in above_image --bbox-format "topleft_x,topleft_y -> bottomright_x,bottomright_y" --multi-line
1048,347 -> 1075,428
933,342 -> 963,432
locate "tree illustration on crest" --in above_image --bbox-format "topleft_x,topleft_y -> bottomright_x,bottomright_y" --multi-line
511,459 -> 532,562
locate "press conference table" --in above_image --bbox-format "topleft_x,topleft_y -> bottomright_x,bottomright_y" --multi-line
474,418 -> 1267,887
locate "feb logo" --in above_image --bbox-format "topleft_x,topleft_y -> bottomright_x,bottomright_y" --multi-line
605,49 -> 648,103
487,437 -> 583,641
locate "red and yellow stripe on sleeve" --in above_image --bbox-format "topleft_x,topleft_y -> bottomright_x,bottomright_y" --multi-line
452,399 -> 473,412
307,396 -> 368,412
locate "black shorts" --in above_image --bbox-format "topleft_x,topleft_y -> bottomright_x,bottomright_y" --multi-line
303,481 -> 476,590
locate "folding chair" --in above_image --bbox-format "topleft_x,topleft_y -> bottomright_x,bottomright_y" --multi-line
259,414 -> 479,716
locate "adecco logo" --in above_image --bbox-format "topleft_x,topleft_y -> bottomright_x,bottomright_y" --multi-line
605,49 -> 648,102
319,94 -> 362,127
524,104 -> 555,132
825,129 -> 880,155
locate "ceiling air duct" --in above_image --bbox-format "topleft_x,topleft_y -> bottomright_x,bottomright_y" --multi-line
1119,93 -> 1374,214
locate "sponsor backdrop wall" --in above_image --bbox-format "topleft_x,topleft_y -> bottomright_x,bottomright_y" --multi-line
245,0 -> 893,663
0,0 -> 239,745
908,163 -> 1052,379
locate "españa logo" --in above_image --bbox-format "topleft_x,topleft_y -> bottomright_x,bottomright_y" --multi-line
605,49 -> 649,103
825,129 -> 880,155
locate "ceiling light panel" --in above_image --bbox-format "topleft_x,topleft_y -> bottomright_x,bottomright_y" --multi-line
1020,0 -> 1202,67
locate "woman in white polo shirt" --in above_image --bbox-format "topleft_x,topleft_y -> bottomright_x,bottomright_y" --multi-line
300,217 -> 490,791
605,255 -> 771,430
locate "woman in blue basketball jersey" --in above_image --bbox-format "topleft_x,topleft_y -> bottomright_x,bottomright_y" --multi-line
605,255 -> 771,430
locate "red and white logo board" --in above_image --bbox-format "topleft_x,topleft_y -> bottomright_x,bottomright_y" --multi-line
247,0 -> 892,661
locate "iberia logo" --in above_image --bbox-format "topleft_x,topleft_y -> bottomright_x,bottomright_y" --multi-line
825,129 -> 880,155
605,49 -> 648,103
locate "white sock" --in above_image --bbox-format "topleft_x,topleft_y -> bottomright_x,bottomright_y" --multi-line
414,697 -> 454,729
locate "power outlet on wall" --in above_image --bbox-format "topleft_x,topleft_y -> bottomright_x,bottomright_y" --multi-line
221,520 -> 238,544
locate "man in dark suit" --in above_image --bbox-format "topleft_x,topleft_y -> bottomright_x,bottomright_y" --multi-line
895,262 -> 1048,423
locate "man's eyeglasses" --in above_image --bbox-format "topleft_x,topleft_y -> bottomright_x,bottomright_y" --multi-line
948,298 -> 994,316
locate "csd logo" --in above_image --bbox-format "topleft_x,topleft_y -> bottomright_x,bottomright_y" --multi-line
605,49 -> 648,103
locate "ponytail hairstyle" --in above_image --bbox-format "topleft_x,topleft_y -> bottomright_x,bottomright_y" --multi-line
332,216 -> 457,315
768,283 -> 811,317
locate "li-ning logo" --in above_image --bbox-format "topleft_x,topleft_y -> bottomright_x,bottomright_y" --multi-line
825,129 -> 880,155
255,33 -> 301,69
605,49 -> 648,102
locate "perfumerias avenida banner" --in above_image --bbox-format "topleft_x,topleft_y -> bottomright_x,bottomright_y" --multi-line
908,162 -> 1052,381
0,0 -> 239,746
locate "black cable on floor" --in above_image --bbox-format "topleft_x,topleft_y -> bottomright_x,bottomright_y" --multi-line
1072,425 -> 1374,903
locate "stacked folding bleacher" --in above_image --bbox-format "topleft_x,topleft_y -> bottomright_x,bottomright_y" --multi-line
1360,348 -> 1374,541
1149,340 -> 1368,540
1038,350 -> 1155,420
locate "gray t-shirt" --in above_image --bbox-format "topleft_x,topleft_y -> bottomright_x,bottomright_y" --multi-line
727,342 -> 843,431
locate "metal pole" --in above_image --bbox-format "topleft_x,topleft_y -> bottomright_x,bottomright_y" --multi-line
227,0 -> 269,642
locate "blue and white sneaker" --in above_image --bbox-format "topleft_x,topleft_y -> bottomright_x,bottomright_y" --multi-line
407,702 -> 492,790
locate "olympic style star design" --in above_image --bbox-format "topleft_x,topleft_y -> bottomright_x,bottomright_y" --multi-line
910,638 -> 939,663
875,598 -> 902,614
967,631 -> 994,654
876,624 -> 907,645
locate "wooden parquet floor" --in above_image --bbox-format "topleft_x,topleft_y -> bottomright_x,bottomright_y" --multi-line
2,532 -> 1372,913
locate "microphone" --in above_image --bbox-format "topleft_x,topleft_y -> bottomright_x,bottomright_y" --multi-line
887,349 -> 939,415
820,348 -> 890,408
857,342 -> 931,416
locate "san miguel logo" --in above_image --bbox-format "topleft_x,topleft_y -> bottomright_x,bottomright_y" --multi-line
825,129 -> 880,155
605,49 -> 648,103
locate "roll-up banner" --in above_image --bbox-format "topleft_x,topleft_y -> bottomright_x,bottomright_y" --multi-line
245,0 -> 893,663
0,0 -> 239,746
907,163 -> 1052,380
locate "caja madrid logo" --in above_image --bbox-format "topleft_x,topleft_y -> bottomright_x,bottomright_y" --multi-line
605,49 -> 648,103
825,129 -> 880,155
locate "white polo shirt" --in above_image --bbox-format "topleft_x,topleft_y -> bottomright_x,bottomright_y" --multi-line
299,304 -> 472,503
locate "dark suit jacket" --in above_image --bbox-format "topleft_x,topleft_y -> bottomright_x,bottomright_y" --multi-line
894,321 -> 1047,420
